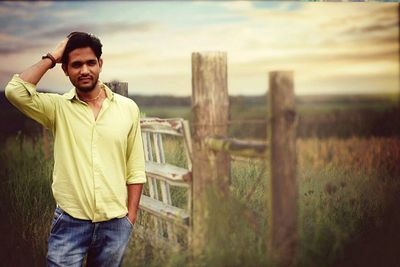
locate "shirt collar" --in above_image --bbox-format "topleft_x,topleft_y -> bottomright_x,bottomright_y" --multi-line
63,80 -> 114,101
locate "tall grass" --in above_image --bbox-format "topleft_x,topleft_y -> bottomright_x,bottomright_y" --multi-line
1,135 -> 399,266
124,137 -> 400,267
297,138 -> 400,266
0,133 -> 54,266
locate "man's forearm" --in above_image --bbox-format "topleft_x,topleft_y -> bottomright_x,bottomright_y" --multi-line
20,38 -> 68,85
20,59 -> 54,85
127,183 -> 143,224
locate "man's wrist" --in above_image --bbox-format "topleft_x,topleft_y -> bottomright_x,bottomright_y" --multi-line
127,210 -> 138,224
128,208 -> 138,215
41,53 -> 56,69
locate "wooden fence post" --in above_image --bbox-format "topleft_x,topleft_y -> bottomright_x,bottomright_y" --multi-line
191,52 -> 230,256
105,81 -> 128,97
267,71 -> 297,266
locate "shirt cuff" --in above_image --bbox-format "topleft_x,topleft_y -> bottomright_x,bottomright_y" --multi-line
13,74 -> 38,96
126,171 -> 147,184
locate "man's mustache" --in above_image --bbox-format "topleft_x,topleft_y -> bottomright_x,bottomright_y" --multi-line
78,75 -> 93,80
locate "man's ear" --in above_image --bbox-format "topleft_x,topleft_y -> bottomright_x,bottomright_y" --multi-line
99,58 -> 103,72
62,63 -> 68,76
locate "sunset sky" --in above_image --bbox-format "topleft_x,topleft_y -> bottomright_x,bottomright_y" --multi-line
0,1 -> 398,96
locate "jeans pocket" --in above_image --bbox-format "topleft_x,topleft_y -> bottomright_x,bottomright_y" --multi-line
124,216 -> 134,228
50,207 -> 65,234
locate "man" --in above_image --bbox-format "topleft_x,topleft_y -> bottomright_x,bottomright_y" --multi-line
5,32 -> 146,266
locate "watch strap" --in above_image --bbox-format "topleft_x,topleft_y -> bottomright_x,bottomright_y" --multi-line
42,53 -> 56,69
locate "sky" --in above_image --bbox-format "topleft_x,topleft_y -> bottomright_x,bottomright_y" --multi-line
0,1 -> 398,96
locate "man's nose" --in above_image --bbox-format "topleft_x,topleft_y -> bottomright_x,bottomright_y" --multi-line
80,64 -> 89,74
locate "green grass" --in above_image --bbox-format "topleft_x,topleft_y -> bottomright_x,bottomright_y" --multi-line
297,165 -> 391,267
297,102 -> 395,114
139,99 -> 400,140
0,134 -> 55,266
125,137 -> 400,267
1,135 -> 399,266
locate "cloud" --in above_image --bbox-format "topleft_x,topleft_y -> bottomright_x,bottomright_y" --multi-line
0,2 -> 160,56
0,2 -> 398,96
305,71 -> 399,95
319,4 -> 398,41
0,1 -> 52,14
103,2 -> 398,95
1,1 -> 52,8
0,40 -> 49,55
343,17 -> 399,35
236,48 -> 398,70
0,32 -> 21,42
370,35 -> 399,46
34,21 -> 160,40
220,1 -> 254,12
0,21 -> 160,56
0,1 -> 53,23
54,9 -> 85,19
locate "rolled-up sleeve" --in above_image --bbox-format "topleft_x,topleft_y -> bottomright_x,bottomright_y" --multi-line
126,104 -> 146,184
5,74 -> 56,130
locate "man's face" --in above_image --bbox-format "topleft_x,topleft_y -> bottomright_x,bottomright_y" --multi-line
62,47 -> 103,93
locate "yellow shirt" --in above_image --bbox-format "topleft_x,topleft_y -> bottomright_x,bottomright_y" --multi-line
5,74 -> 146,222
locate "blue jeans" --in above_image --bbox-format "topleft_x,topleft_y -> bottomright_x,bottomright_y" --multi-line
47,207 -> 133,267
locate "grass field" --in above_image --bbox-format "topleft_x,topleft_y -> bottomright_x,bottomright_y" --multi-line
140,96 -> 400,140
1,133 -> 399,266
141,95 -> 398,119
1,92 -> 398,141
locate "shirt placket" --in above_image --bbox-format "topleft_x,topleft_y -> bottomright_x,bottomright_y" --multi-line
91,120 -> 101,221
90,99 -> 111,222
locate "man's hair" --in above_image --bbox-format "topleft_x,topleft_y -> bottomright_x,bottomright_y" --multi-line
62,32 -> 103,65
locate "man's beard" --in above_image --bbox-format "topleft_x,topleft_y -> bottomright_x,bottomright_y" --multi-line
74,77 -> 98,93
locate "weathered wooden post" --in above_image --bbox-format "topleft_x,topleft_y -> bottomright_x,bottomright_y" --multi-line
267,71 -> 297,266
105,81 -> 128,97
191,52 -> 230,256
398,3 -> 400,109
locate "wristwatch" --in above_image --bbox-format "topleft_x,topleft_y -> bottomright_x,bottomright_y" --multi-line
42,53 -> 56,69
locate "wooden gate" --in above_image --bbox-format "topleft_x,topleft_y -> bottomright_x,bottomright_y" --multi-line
136,118 -> 192,249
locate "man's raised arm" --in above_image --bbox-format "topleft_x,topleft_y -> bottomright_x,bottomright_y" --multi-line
4,38 -> 68,130
20,38 -> 68,85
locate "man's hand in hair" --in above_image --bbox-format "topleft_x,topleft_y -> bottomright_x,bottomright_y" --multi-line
52,38 -> 69,64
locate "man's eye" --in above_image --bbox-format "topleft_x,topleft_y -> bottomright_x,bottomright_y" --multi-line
71,63 -> 81,68
88,61 -> 97,66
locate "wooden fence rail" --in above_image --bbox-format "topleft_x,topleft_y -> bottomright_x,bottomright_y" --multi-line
205,136 -> 268,158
